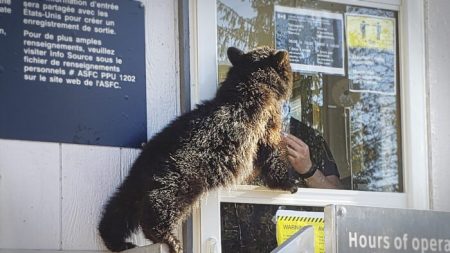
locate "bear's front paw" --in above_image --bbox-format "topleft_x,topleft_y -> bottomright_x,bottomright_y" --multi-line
289,184 -> 298,194
283,179 -> 298,193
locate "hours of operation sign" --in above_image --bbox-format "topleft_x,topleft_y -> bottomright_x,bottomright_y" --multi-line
325,205 -> 450,253
0,0 -> 146,148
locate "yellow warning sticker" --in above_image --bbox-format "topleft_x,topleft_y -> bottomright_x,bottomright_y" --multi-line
276,210 -> 325,253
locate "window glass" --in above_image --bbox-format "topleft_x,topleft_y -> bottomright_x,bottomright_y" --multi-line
217,0 -> 402,192
221,203 -> 323,252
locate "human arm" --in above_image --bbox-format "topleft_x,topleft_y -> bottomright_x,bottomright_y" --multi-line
283,134 -> 341,189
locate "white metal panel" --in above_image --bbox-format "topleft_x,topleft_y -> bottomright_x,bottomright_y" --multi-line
425,0 -> 450,212
0,140 -> 60,249
61,144 -> 121,250
321,0 -> 400,10
399,0 -> 430,210
190,0 -> 218,106
198,191 -> 221,253
145,0 -> 181,139
220,186 -> 407,208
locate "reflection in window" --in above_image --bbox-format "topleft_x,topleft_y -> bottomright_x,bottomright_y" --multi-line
221,203 -> 323,253
217,0 -> 402,192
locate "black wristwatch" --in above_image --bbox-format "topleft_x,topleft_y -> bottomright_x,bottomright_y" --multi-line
296,164 -> 318,179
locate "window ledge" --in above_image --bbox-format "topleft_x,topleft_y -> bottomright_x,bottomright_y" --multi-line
0,245 -> 169,253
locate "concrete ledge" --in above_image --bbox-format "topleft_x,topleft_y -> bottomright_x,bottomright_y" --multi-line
0,244 -> 169,253
123,244 -> 169,253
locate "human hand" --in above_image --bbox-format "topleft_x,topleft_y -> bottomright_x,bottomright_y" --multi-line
283,133 -> 313,174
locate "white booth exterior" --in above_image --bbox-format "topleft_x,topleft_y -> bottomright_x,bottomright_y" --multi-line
1,0 -> 449,252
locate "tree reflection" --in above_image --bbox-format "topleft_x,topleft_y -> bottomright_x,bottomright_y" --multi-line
217,0 -> 401,192
217,0 -> 402,251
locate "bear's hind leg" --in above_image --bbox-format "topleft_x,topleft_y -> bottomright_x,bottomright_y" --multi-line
143,229 -> 181,253
141,189 -> 183,253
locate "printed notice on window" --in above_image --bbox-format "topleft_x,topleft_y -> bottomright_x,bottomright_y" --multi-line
276,210 -> 325,253
275,5 -> 345,75
0,0 -> 146,148
346,13 -> 396,94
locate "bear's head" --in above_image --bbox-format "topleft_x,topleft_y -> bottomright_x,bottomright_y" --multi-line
225,46 -> 293,100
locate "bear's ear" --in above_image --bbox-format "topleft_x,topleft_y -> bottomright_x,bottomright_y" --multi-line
227,47 -> 244,66
273,50 -> 289,67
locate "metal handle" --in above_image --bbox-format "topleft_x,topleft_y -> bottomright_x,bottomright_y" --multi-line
206,237 -> 217,253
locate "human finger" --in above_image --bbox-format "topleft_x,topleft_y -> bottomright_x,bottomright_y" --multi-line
283,135 -> 303,151
286,145 -> 307,160
286,146 -> 297,157
287,154 -> 296,165
285,137 -> 309,158
287,135 -> 311,156
286,134 -> 307,148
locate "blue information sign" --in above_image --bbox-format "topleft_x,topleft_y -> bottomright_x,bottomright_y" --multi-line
0,0 -> 146,148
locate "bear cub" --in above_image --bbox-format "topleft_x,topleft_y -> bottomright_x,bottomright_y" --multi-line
98,46 -> 297,253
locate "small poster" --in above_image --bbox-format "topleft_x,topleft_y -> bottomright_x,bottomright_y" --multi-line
346,14 -> 396,94
275,5 -> 345,75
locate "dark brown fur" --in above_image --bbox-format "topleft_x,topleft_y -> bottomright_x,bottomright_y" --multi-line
98,47 -> 297,253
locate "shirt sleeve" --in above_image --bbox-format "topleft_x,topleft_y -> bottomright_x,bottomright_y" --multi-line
321,140 -> 340,178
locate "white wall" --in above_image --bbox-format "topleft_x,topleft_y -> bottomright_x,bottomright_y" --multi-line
425,0 -> 450,212
0,0 -> 180,250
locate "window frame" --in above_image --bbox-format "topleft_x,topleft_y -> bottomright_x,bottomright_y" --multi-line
188,0 -> 428,252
